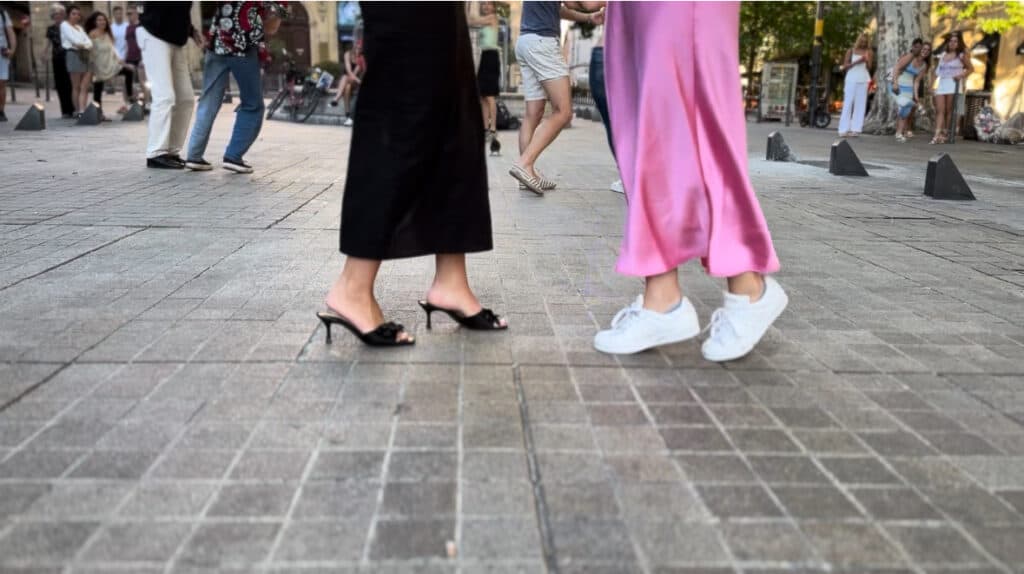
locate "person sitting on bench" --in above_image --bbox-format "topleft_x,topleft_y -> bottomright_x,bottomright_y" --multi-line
330,40 -> 364,126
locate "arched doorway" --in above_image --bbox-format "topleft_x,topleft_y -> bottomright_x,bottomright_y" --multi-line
278,2 -> 311,72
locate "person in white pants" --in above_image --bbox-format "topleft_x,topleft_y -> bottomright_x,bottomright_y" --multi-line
837,33 -> 873,137
137,2 -> 203,169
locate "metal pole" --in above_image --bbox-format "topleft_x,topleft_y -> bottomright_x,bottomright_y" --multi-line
947,79 -> 959,144
808,0 -> 824,128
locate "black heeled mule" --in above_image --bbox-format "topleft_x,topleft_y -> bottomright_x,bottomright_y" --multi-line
417,301 -> 507,331
317,310 -> 414,347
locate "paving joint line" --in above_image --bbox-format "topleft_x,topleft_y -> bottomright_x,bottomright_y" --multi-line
512,363 -> 560,574
0,227 -> 147,293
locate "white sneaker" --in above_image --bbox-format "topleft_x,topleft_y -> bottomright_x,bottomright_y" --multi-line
610,180 -> 625,194
343,117 -> 354,127
701,276 -> 788,362
594,296 -> 701,355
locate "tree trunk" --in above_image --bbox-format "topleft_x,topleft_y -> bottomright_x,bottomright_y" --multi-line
863,1 -> 930,134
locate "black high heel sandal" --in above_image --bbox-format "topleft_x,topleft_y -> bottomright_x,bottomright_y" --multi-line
317,310 -> 414,347
418,301 -> 507,331
489,131 -> 501,156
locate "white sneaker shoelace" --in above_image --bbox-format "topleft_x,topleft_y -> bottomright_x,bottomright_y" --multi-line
704,307 -> 737,342
609,297 -> 644,331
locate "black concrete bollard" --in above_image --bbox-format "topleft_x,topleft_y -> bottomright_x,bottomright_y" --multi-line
924,153 -> 975,200
829,139 -> 868,176
14,103 -> 46,131
77,102 -> 102,126
766,131 -> 797,162
122,102 -> 145,122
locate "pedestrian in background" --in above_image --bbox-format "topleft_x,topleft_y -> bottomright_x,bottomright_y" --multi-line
887,38 -> 921,143
317,2 -> 506,347
110,6 -> 135,114
46,5 -> 75,119
932,32 -> 972,144
837,33 -> 872,137
138,1 -> 204,169
587,22 -> 623,194
905,41 -> 932,138
0,5 -> 16,122
509,1 -> 601,194
124,8 -> 144,107
185,1 -> 282,174
328,39 -> 364,126
85,11 -> 123,120
594,1 -> 788,361
60,5 -> 93,119
891,40 -> 927,143
467,1 -> 501,149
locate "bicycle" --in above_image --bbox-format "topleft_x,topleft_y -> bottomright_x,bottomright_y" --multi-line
798,97 -> 833,129
266,54 -> 333,123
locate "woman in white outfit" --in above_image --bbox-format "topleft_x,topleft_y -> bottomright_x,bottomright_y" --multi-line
60,5 -> 93,118
838,33 -> 872,137
932,32 -> 972,144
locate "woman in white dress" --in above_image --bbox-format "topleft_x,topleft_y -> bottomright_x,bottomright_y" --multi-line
837,33 -> 873,137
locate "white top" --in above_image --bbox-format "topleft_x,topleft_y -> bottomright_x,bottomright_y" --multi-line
846,52 -> 870,83
937,53 -> 965,78
60,21 -> 92,51
111,21 -> 129,59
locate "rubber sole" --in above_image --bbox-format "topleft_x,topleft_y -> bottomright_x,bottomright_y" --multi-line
594,325 -> 701,355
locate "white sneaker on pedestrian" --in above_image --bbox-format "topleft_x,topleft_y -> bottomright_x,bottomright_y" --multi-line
610,180 -> 624,194
701,276 -> 788,362
594,295 -> 701,355
343,117 -> 354,127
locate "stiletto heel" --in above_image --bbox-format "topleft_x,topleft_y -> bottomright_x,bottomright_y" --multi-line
319,315 -> 333,343
417,301 -> 507,331
316,310 -> 414,347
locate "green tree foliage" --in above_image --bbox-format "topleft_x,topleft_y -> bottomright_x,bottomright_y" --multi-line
822,2 -> 873,66
935,1 -> 1024,34
740,2 -> 810,97
740,1 -> 870,97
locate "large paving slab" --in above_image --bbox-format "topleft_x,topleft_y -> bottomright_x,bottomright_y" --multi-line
1,97 -> 1023,573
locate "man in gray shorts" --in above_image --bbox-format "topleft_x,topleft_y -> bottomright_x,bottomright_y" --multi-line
509,1 -> 603,195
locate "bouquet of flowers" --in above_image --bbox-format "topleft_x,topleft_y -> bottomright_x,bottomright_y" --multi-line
973,106 -> 1000,143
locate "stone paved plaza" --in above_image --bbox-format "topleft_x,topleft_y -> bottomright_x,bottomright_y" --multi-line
1,99 -> 1024,573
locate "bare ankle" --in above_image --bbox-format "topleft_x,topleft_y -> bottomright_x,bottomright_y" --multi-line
643,293 -> 682,314
727,273 -> 765,302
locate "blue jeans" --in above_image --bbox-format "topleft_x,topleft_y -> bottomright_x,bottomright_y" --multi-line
589,46 -> 614,156
187,48 -> 265,162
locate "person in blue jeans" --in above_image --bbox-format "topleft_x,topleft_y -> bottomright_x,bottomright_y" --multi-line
588,27 -> 623,194
186,2 -> 281,174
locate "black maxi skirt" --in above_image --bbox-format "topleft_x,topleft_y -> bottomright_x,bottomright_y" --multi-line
340,2 -> 493,260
